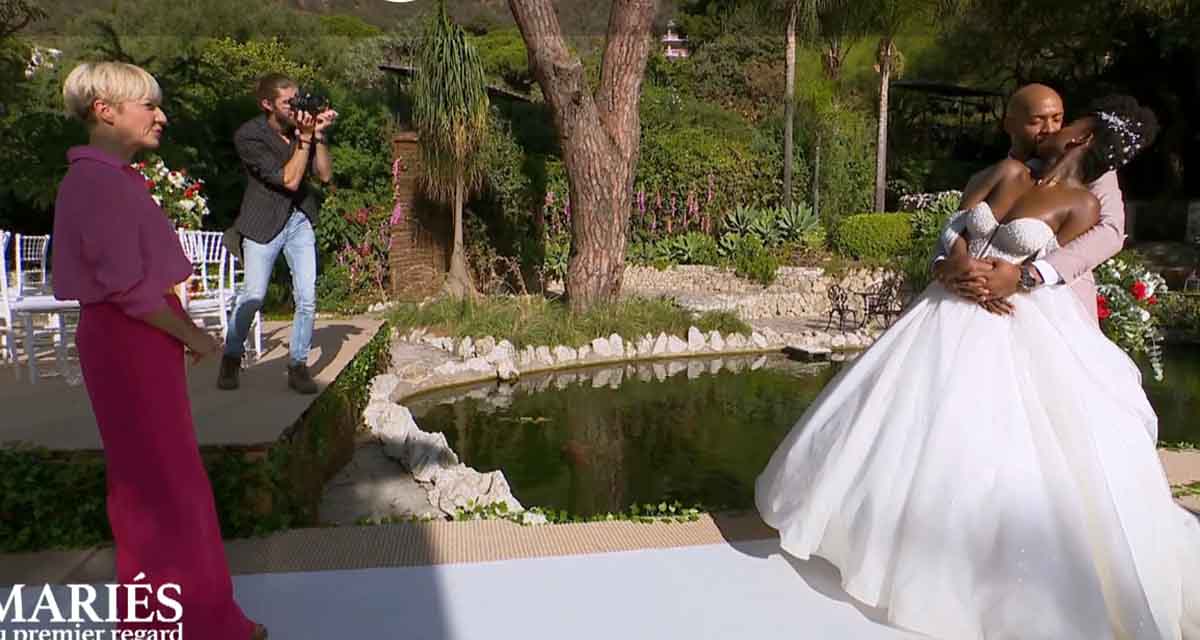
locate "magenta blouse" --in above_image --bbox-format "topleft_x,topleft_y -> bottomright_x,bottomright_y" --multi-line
51,146 -> 193,317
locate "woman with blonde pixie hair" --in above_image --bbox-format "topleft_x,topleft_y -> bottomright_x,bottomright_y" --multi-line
52,61 -> 266,640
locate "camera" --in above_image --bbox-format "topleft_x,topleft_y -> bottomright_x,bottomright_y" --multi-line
287,91 -> 330,115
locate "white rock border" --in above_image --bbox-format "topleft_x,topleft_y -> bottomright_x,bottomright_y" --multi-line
361,323 -> 882,524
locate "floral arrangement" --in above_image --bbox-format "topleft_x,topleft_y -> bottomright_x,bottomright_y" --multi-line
130,156 -> 209,230
1095,254 -> 1166,380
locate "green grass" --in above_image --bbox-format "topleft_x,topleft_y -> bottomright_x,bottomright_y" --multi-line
1172,481 -> 1200,498
386,295 -> 751,350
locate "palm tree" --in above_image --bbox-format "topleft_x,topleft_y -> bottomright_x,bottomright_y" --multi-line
777,0 -> 828,209
412,0 -> 490,299
761,0 -> 847,209
863,0 -> 972,211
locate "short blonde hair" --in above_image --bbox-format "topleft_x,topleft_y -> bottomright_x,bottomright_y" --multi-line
62,62 -> 162,123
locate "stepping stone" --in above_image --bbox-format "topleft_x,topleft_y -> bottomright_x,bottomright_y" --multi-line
783,344 -> 831,362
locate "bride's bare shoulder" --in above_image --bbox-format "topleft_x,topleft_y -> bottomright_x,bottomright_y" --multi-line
963,158 -> 1031,199
994,158 -> 1032,180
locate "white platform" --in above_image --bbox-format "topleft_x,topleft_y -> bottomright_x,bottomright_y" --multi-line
2,540 -> 923,639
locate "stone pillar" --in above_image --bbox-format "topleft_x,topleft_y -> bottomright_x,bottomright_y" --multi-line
388,132 -> 451,301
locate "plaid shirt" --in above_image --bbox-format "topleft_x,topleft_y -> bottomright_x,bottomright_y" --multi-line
232,115 -> 321,244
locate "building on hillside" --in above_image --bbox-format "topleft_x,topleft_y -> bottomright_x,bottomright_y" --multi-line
662,20 -> 689,59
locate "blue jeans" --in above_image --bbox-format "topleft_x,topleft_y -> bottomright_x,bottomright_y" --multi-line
224,210 -> 316,365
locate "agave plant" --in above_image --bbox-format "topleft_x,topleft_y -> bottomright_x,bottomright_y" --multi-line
718,232 -> 743,259
722,205 -> 759,237
774,202 -> 819,243
748,208 -> 779,247
680,232 -> 719,264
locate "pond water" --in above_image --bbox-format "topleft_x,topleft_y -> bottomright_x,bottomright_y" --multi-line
406,346 -> 1199,517
1144,344 -> 1200,445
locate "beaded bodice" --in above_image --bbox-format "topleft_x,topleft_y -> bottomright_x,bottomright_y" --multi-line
941,202 -> 1060,263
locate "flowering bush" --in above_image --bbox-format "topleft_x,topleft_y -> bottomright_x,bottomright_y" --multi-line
899,190 -> 963,215
131,156 -> 210,230
1095,253 -> 1167,380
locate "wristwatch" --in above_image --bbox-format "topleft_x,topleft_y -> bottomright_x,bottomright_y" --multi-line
1018,264 -> 1039,292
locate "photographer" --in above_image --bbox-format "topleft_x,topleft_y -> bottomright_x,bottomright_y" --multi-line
219,73 -> 336,394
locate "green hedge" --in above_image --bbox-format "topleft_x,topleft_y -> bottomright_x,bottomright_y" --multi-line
1156,292 -> 1200,336
831,213 -> 914,261
0,323 -> 393,552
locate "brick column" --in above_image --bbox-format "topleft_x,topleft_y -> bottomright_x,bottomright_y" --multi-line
389,132 -> 451,301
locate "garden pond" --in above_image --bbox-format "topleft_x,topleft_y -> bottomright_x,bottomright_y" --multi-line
400,345 -> 1200,518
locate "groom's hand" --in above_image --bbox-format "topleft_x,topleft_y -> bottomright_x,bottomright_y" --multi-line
980,298 -> 1014,315
964,258 -> 1021,301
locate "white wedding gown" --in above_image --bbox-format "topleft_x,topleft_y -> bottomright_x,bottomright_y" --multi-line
756,202 -> 1200,639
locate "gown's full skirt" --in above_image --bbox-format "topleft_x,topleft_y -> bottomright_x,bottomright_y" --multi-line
756,282 -> 1200,640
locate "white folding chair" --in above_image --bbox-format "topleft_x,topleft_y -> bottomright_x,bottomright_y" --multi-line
178,230 -> 229,335
225,251 -> 263,360
1,232 -> 77,382
0,230 -> 12,362
14,234 -> 51,297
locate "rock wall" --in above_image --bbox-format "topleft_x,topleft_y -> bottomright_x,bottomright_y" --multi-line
620,265 -> 900,320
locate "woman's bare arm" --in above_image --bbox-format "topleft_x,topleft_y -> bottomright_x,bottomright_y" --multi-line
1056,192 -> 1102,247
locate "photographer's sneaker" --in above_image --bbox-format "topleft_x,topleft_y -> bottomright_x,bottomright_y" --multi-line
217,355 -> 241,390
287,362 -> 319,395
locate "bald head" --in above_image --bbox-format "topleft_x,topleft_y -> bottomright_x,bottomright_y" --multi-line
1005,84 -> 1065,160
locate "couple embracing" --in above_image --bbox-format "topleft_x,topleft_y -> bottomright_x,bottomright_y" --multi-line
756,85 -> 1200,639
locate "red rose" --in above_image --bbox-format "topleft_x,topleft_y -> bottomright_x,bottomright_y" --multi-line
145,179 -> 155,190
1148,295 -> 1158,306
1131,281 -> 1149,301
1098,305 -> 1112,320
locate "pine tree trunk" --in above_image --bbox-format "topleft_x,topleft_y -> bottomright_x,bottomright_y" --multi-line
783,4 -> 797,209
509,0 -> 658,313
874,38 -> 893,213
445,170 -> 476,299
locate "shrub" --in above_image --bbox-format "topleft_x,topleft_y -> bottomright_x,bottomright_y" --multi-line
727,235 -> 778,286
831,213 -> 913,261
1155,292 -> 1200,335
899,191 -> 962,292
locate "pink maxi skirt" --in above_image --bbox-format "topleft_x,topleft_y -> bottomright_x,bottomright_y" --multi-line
76,295 -> 256,639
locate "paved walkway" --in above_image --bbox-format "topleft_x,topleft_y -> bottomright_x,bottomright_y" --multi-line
1,515 -> 921,639
0,317 -> 384,449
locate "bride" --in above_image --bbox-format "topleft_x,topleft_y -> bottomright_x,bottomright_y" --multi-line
755,96 -> 1200,640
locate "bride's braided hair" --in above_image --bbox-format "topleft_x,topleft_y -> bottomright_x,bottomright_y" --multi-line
1082,94 -> 1159,182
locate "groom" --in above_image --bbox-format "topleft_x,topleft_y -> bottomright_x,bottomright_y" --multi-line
933,83 -> 1127,321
